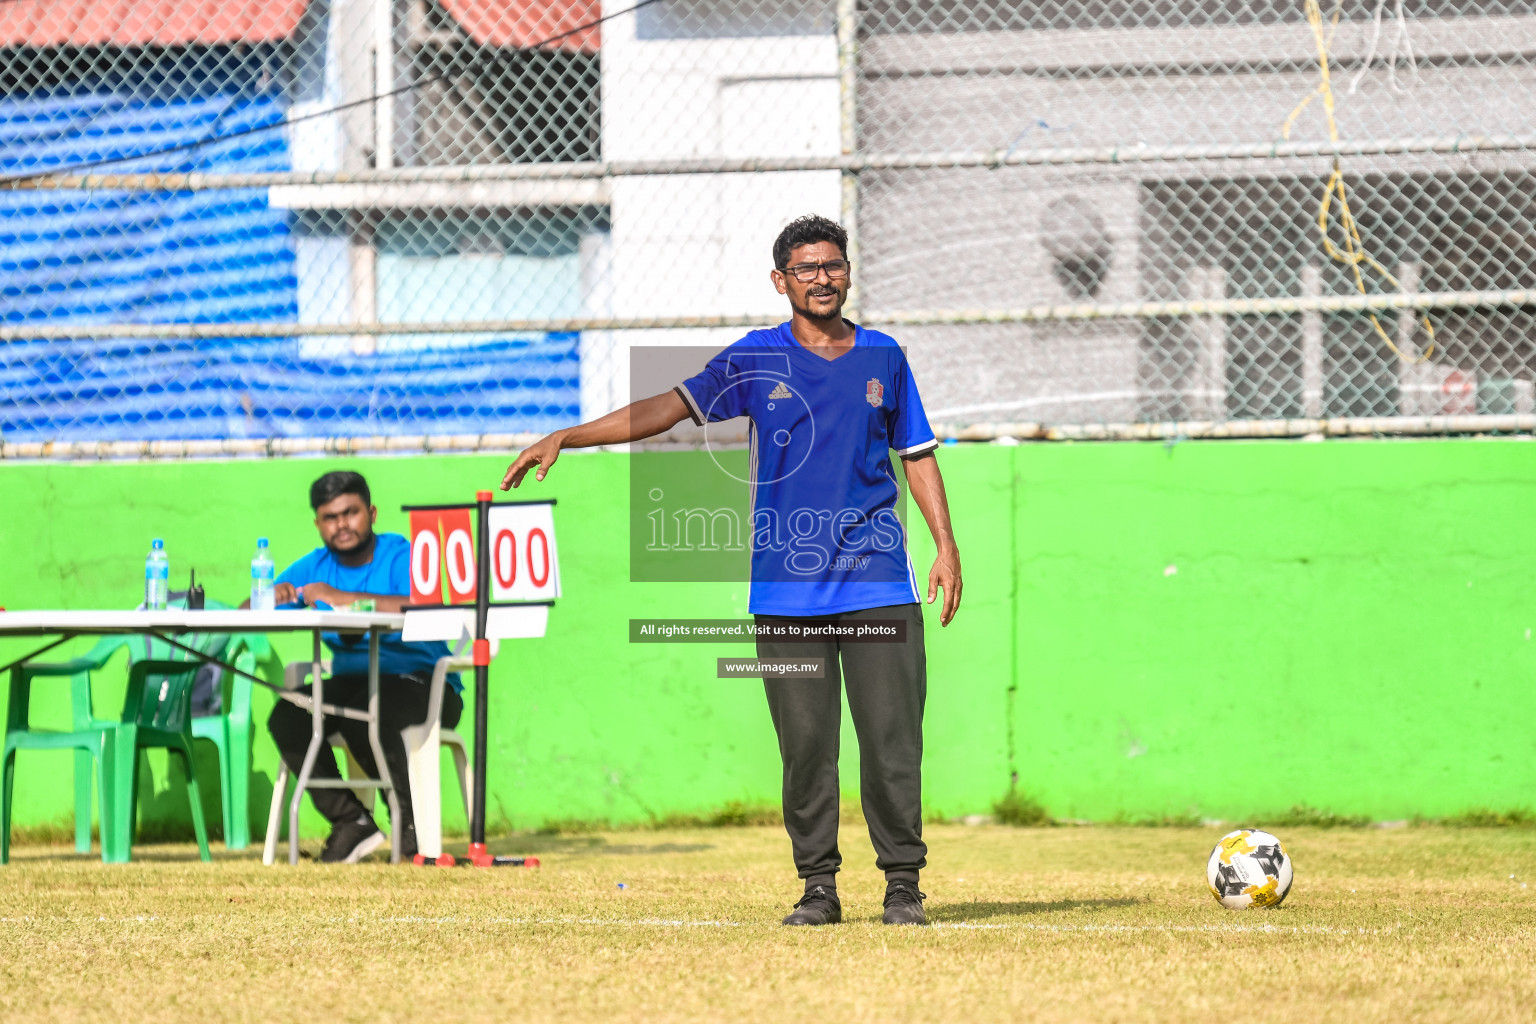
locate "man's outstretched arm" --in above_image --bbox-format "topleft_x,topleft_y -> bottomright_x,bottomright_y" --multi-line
501,390 -> 692,489
901,451 -> 962,626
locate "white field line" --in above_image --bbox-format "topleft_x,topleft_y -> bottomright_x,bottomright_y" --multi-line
931,922 -> 1403,934
0,914 -> 1404,935
369,915 -> 742,928
0,914 -> 1400,933
0,915 -> 162,922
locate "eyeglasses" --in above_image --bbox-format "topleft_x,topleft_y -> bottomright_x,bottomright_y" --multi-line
781,259 -> 851,283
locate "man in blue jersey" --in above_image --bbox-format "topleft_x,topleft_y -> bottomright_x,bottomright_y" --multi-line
501,215 -> 961,925
252,471 -> 462,863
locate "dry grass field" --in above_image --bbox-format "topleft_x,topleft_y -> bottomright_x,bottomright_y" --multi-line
2,823 -> 1535,1023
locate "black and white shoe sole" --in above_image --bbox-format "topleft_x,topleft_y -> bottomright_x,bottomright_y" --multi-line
341,830 -> 387,864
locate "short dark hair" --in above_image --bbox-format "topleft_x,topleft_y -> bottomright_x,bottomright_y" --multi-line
310,470 -> 371,511
772,214 -> 847,270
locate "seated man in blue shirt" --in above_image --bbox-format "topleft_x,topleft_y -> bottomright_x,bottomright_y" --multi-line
251,470 -> 461,863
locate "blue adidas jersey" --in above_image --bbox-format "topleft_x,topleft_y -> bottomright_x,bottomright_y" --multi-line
677,322 -> 938,616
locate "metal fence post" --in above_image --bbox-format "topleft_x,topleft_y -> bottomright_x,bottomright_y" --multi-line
837,0 -> 860,322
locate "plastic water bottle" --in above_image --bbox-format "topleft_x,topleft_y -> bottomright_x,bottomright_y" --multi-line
250,538 -> 276,611
144,539 -> 169,610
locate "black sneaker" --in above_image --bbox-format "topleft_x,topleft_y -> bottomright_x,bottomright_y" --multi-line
882,882 -> 927,925
320,815 -> 386,864
782,885 -> 842,926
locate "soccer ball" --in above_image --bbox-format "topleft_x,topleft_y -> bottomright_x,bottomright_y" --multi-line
1206,829 -> 1293,909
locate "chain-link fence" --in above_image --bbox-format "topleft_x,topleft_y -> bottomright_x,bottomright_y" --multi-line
3,0 -> 1535,454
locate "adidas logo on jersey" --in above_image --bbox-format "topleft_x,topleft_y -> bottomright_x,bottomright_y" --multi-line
767,382 -> 792,399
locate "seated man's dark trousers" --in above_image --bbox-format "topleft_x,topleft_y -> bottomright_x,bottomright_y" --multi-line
754,602 -> 927,890
267,673 -> 463,855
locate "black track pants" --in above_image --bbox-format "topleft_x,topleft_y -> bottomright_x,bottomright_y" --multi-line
755,602 -> 927,887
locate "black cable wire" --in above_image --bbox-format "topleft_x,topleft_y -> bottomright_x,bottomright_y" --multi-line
0,0 -> 667,185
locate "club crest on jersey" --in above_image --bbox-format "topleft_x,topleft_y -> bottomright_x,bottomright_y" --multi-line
865,377 -> 884,407
768,381 -> 792,400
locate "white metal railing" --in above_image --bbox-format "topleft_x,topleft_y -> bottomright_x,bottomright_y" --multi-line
5,413 -> 1534,461
3,287 -> 1531,342
4,133 -> 1534,194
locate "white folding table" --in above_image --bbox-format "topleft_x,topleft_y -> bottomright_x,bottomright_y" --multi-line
0,609 -> 406,865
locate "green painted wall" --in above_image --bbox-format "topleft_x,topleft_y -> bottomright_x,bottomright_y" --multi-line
1010,438 -> 1536,821
1,438 -> 1532,838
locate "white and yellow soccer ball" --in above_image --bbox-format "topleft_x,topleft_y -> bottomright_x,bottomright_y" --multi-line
1206,829 -> 1293,909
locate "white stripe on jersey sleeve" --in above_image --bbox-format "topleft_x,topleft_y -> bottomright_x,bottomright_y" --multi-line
893,437 -> 940,457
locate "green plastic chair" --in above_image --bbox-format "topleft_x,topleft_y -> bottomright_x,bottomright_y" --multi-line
2,599 -> 270,862
105,652 -> 215,863
4,651 -> 210,863
188,632 -> 268,851
92,603 -> 268,852
2,651 -> 116,864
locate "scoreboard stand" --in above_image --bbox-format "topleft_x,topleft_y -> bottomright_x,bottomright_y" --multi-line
400,490 -> 560,868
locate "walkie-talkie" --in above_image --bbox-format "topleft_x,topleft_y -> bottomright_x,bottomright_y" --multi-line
187,568 -> 206,610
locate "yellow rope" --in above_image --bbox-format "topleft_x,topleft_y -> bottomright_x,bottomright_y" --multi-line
1283,0 -> 1435,362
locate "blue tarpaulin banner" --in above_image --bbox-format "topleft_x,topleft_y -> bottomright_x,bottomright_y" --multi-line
0,89 -> 579,441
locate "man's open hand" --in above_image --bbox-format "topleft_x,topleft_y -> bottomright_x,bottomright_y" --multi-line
501,432 -> 564,490
927,547 -> 962,626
